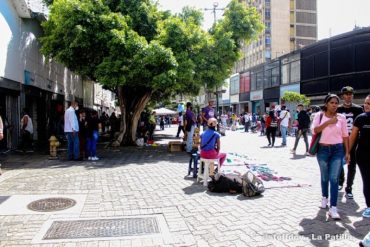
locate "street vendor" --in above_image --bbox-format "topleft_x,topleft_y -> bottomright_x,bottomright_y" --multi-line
200,118 -> 226,166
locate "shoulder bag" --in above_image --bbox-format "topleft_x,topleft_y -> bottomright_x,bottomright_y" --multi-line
308,112 -> 323,155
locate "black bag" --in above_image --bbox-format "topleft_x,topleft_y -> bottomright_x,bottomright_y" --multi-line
242,171 -> 265,197
208,175 -> 242,193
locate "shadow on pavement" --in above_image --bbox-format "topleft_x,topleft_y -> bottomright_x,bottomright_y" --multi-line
0,143 -> 190,172
299,194 -> 367,246
182,181 -> 207,195
290,154 -> 308,160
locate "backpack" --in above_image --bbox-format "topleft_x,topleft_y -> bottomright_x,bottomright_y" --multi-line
270,119 -> 278,128
208,174 -> 243,193
241,171 -> 265,197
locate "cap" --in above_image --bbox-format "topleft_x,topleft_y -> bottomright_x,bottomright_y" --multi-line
207,117 -> 218,127
341,86 -> 354,94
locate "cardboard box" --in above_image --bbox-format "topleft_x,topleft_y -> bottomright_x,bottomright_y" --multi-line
168,141 -> 183,152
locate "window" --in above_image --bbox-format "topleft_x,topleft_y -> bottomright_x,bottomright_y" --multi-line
251,72 -> 257,91
230,74 -> 240,94
265,50 -> 271,59
290,60 -> 300,83
265,37 -> 271,45
271,67 -> 280,86
256,71 -> 264,90
265,10 -> 270,19
281,64 -> 289,84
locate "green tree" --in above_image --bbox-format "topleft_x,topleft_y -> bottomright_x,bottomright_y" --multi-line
40,0 -> 262,145
281,91 -> 311,106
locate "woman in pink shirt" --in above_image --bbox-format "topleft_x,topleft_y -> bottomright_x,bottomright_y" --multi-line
311,94 -> 349,220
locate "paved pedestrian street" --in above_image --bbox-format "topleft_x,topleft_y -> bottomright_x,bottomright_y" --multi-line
0,126 -> 369,246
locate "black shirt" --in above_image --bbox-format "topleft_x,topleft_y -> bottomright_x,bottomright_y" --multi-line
297,110 -> 310,129
337,104 -> 363,134
353,113 -> 370,156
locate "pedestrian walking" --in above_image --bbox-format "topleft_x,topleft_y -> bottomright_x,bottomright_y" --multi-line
337,86 -> 363,199
201,100 -> 216,131
312,94 -> 349,219
148,111 -> 156,141
185,102 -> 196,153
19,108 -> 33,152
109,112 -> 118,140
265,110 -> 278,147
260,113 -> 266,136
200,118 -> 226,166
290,104 -> 310,155
279,106 -> 291,146
176,112 -> 185,138
78,109 -> 87,160
64,101 -> 80,161
159,116 -> 165,130
348,94 -> 370,218
86,110 -> 101,161
243,112 -> 250,132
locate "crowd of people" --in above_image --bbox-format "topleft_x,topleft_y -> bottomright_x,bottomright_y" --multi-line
0,86 -> 369,221
176,86 -> 370,220
63,101 -> 120,161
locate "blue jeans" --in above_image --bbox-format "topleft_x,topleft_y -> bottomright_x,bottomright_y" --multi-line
317,143 -> 344,207
87,130 -> 99,157
280,125 -> 288,145
66,132 -> 80,160
186,125 -> 195,152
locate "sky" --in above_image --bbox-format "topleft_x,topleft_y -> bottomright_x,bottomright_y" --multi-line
157,0 -> 370,40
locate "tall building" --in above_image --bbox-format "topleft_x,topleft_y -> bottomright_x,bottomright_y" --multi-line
235,0 -> 317,72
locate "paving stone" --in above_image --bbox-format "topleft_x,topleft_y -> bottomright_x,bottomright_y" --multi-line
0,128 -> 368,246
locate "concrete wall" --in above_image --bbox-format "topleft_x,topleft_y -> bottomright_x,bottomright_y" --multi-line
0,0 -> 83,99
271,0 -> 290,58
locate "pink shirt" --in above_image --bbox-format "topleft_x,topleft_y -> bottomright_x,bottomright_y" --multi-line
311,112 -> 348,144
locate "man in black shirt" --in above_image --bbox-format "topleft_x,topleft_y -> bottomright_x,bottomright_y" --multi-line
337,86 -> 363,199
290,104 -> 310,155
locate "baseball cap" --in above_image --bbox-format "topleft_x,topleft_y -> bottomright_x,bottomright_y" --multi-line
341,86 -> 354,94
207,117 -> 218,127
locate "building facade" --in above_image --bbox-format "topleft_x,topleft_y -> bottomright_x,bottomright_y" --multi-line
224,27 -> 370,115
236,0 -> 317,71
0,0 -> 115,150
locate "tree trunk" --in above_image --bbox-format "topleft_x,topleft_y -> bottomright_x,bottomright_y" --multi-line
112,86 -> 152,146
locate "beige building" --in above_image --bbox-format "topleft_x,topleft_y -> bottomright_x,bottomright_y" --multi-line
235,0 -> 317,72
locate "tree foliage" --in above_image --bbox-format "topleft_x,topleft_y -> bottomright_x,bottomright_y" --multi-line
40,0 -> 263,144
281,91 -> 311,106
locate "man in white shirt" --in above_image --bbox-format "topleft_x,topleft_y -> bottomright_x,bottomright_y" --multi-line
64,101 -> 80,160
279,105 -> 290,146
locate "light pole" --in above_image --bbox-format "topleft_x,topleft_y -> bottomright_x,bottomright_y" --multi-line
205,2 -> 224,117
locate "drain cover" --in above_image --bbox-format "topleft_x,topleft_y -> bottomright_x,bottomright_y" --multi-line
27,197 -> 76,212
42,217 -> 160,240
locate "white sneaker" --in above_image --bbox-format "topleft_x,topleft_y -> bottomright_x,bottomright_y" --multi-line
290,149 -> 296,154
92,156 -> 99,161
328,206 -> 341,220
88,157 -> 92,161
321,197 -> 328,209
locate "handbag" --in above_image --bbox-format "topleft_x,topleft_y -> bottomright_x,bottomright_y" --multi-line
308,112 -> 323,155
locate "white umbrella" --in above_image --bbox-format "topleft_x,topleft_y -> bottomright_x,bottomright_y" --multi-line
154,107 -> 177,116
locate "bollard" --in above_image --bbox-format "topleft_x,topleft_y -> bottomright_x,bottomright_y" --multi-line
48,135 -> 60,160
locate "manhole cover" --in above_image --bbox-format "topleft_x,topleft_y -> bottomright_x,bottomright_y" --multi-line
42,217 -> 160,240
27,197 -> 76,212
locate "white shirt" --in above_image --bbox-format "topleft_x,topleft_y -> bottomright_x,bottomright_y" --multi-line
21,114 -> 33,134
279,110 -> 290,127
64,106 -> 79,132
178,115 -> 184,126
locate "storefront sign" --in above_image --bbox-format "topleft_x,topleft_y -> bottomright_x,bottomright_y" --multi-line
230,94 -> 239,103
250,90 -> 263,101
